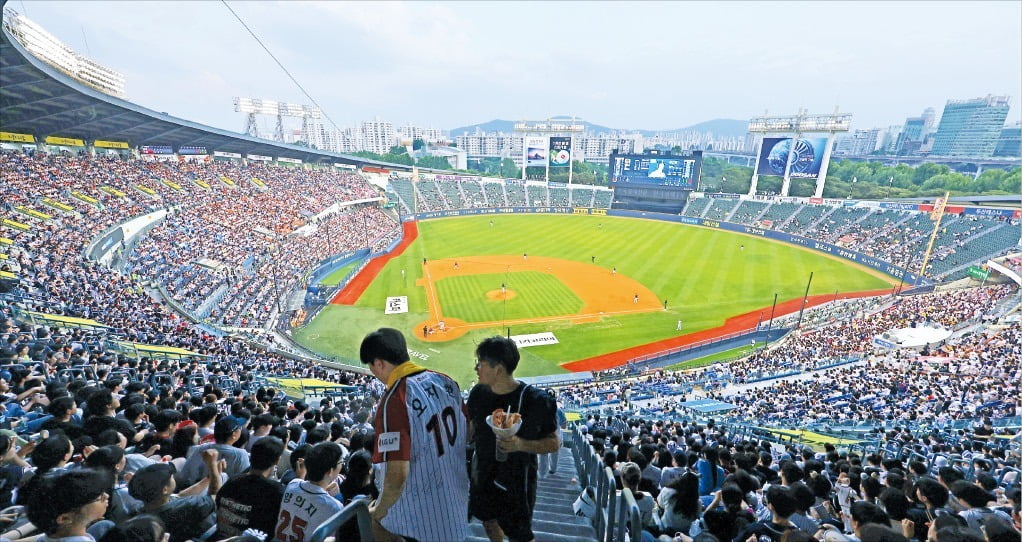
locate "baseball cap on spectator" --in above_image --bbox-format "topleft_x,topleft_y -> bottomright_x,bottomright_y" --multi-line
213,415 -> 245,442
129,463 -> 176,503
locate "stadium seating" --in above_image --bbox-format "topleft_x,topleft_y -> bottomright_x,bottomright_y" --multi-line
571,186 -> 596,207
756,200 -> 801,225
550,186 -> 570,207
2,148 -> 1019,542
528,184 -> 549,206
781,203 -> 832,234
728,200 -> 769,224
482,181 -> 507,207
681,197 -> 711,217
704,198 -> 739,221
808,207 -> 869,238
505,183 -> 528,206
460,180 -> 487,208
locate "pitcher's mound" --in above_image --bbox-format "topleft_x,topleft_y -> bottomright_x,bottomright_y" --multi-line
486,289 -> 517,301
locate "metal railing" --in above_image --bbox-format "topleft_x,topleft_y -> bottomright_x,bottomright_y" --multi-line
307,497 -> 373,542
573,425 -> 648,542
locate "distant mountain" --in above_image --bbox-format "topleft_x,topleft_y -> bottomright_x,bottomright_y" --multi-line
448,117 -> 748,139
448,117 -> 614,136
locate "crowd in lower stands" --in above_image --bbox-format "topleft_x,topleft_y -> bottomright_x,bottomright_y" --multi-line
560,285 -> 1018,422
0,148 -> 1019,542
575,405 -> 1020,542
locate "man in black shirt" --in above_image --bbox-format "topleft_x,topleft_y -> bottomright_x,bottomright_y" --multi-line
733,485 -> 798,542
215,436 -> 286,538
468,336 -> 558,542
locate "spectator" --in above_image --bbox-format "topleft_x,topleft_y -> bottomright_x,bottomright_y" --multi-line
128,450 -> 222,542
468,336 -> 559,542
177,416 -> 250,486
215,436 -> 286,539
273,442 -> 344,542
733,485 -> 799,541
26,468 -> 113,542
359,327 -> 469,542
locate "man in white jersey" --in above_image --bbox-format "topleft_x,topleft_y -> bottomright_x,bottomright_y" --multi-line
274,441 -> 344,542
360,327 -> 469,542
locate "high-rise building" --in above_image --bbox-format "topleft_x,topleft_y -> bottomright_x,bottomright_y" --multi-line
993,122 -> 1021,158
879,125 -> 902,154
358,118 -> 396,155
844,128 -> 882,155
894,107 -> 939,155
397,124 -> 446,145
931,95 -> 1011,157
2,7 -> 126,98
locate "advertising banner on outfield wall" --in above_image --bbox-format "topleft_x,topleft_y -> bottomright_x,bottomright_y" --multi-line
549,136 -> 571,167
963,207 -> 1017,218
524,136 -> 549,167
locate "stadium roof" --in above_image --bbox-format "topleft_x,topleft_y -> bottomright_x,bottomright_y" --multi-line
0,23 -> 405,169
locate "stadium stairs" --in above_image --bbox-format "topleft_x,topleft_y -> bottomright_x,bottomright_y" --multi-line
466,449 -> 598,542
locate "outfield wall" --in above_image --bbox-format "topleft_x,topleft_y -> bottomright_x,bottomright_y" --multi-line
399,206 -> 932,286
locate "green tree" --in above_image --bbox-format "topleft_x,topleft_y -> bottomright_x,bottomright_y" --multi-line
415,155 -> 453,170
412,138 -> 425,151
381,152 -> 414,166
499,158 -> 520,178
389,145 -> 408,155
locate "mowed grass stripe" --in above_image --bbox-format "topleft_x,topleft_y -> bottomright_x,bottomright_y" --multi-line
435,271 -> 583,323
302,214 -> 895,386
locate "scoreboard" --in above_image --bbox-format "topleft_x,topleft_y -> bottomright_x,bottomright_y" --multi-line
609,151 -> 702,189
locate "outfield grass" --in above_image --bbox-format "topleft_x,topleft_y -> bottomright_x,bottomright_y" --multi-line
435,271 -> 583,322
294,214 -> 894,386
665,342 -> 765,371
318,262 -> 360,286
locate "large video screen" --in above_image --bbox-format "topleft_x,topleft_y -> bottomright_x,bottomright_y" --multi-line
757,137 -> 828,179
610,151 -> 701,189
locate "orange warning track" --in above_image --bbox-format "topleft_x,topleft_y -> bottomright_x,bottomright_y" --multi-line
332,221 -> 418,305
561,287 -> 897,372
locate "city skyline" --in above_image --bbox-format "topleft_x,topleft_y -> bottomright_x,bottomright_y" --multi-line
10,1 -> 1022,136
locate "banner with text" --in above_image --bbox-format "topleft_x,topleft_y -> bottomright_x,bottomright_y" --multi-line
548,136 -> 571,167
510,332 -> 559,348
384,296 -> 408,314
524,136 -> 549,167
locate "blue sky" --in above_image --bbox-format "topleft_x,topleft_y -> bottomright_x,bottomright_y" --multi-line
13,1 -> 1021,134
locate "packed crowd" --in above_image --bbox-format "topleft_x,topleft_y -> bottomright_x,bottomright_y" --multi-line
557,285 -> 1018,429
0,312 -> 379,542
726,285 -> 1015,385
576,411 -> 1020,542
713,320 -> 1021,427
678,195 -> 1020,280
1,151 -> 399,329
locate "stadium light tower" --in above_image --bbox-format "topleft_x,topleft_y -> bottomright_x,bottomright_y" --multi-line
233,97 -> 322,144
514,118 -> 585,183
747,107 -> 851,197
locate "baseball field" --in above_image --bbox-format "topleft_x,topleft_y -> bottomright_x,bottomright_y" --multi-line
293,214 -> 896,386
